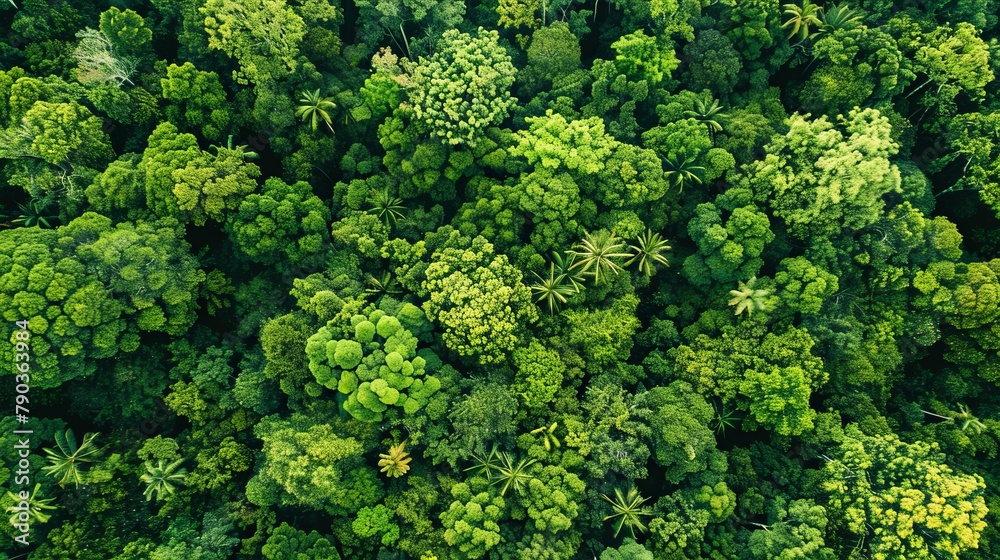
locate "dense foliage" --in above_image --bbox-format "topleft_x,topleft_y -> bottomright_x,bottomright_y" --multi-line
2,0 -> 1000,559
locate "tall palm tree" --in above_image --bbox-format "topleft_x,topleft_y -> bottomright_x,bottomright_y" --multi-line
492,452 -> 537,496
295,89 -> 337,133
782,0 -> 823,42
600,486 -> 653,538
819,2 -> 862,33
530,263 -> 578,315
5,484 -> 58,525
378,441 -> 413,478
711,401 -> 740,436
569,230 -> 631,285
625,229 -> 672,276
728,276 -> 770,316
141,458 -> 188,502
365,272 -> 403,303
367,187 -> 407,228
684,96 -> 728,143
552,251 -> 587,294
464,443 -> 502,481
41,429 -> 101,488
663,156 -> 706,193
921,404 -> 988,434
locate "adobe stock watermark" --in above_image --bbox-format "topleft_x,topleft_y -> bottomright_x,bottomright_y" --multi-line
10,320 -> 33,546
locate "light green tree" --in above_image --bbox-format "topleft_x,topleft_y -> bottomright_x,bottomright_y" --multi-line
745,108 -> 901,240
422,233 -> 537,364
200,0 -> 306,84
406,27 -> 516,147
823,425 -> 989,560
440,482 -> 505,560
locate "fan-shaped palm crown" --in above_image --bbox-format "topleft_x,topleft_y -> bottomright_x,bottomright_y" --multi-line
569,230 -> 631,284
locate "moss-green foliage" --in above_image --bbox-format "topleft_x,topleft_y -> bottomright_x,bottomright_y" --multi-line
306,302 -> 440,422
5,1 -> 1000,558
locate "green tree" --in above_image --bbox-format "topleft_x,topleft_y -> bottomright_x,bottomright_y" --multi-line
822,425 -> 989,559
170,140 -> 262,226
70,214 -> 205,335
353,504 -> 400,546
745,108 -> 901,240
610,30 -> 679,85
161,62 -> 230,141
637,380 -> 720,483
406,27 -> 516,147
440,482 -> 505,560
262,523 -> 341,560
200,0 -> 306,84
225,177 -> 330,267
740,366 -> 816,435
305,302 -> 440,422
683,196 -> 774,288
564,294 -> 641,375
912,22 -> 993,103
353,0 -> 464,58
246,414 -> 381,515
98,7 -> 153,62
512,340 -> 565,409
682,30 -> 743,98
748,499 -> 836,560
422,233 -> 537,364
775,256 -> 839,315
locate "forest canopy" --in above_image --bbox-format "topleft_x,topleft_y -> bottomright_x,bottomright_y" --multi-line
2,0 -> 1000,559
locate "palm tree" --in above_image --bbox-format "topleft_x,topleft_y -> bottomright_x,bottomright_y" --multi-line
141,458 -> 188,502
530,422 -> 561,452
782,0 -> 823,42
378,441 -> 413,478
711,401 -> 740,436
819,2 -> 862,33
728,277 -> 770,316
492,452 -> 537,496
684,96 -> 728,143
921,404 -> 988,434
625,229 -> 672,276
41,429 -> 101,488
530,263 -> 578,315
295,89 -> 337,133
552,251 -> 586,293
365,272 -> 403,303
600,486 -> 653,538
464,443 -> 502,481
663,156 -> 705,193
569,230 -> 631,285
367,187 -> 406,228
5,484 -> 58,525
